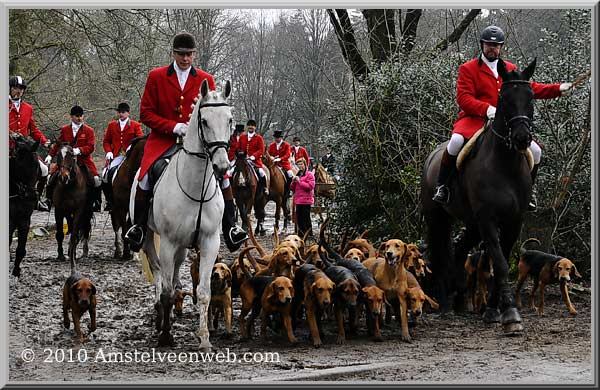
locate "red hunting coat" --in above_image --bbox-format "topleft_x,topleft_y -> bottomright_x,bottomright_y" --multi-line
102,119 -> 144,155
268,141 -> 292,171
228,133 -> 248,161
49,124 -> 98,176
9,101 -> 48,148
138,63 -> 216,179
291,145 -> 310,166
246,133 -> 265,168
453,57 -> 562,139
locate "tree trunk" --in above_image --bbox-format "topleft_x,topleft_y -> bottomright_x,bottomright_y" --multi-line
401,9 -> 422,54
362,9 -> 397,63
435,9 -> 481,51
327,9 -> 369,80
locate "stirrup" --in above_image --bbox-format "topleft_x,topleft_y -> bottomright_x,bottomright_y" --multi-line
229,226 -> 248,245
36,199 -> 50,212
125,225 -> 145,251
432,185 -> 450,204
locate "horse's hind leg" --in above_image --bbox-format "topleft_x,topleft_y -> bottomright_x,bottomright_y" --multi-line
68,214 -> 81,273
195,233 -> 219,352
424,208 -> 453,313
55,212 -> 66,262
111,211 -> 123,259
157,240 -> 179,347
453,225 -> 481,313
497,222 -> 523,334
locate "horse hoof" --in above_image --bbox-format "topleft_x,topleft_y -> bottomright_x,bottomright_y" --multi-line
113,250 -> 122,259
483,308 -> 501,323
158,332 -> 174,346
501,307 -> 522,325
503,322 -> 524,335
57,255 -> 66,262
11,267 -> 21,278
122,251 -> 133,261
199,345 -> 212,353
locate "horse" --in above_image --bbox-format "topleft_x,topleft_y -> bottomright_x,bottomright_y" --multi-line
258,152 -> 291,234
52,144 -> 94,273
109,137 -> 147,260
231,151 -> 258,233
131,79 -> 231,350
421,58 -> 538,335
9,133 -> 40,278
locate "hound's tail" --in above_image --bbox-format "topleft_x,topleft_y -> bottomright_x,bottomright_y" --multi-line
519,238 -> 541,255
237,245 -> 257,280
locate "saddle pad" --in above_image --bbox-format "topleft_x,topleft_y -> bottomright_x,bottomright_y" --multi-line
457,128 -> 533,172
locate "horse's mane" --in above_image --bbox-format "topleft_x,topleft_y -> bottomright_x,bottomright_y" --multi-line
316,164 -> 335,184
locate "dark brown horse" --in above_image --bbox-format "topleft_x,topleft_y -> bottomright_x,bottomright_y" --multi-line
421,59 -> 537,335
231,151 -> 258,234
109,137 -> 146,259
53,144 -> 93,273
9,134 -> 40,277
260,152 -> 291,234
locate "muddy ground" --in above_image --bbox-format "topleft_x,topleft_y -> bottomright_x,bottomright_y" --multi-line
8,205 -> 593,384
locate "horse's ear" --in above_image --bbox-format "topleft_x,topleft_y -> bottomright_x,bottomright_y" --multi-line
497,58 -> 508,79
523,57 -> 537,80
200,79 -> 210,100
223,80 -> 231,99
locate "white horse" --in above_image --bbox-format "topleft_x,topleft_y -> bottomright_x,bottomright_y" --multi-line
130,79 -> 232,350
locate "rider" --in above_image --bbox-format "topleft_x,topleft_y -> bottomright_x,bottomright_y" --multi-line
124,31 -> 247,252
45,105 -> 103,212
432,25 -> 574,211
101,102 -> 144,211
267,129 -> 294,198
246,119 -> 269,196
291,135 -> 310,170
320,144 -> 336,173
228,123 -> 247,163
9,75 -> 52,211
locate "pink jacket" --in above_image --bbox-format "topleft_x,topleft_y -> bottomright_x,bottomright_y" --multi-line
290,170 -> 315,205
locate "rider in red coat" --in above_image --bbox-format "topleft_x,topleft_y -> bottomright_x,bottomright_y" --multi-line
267,130 -> 294,198
228,124 -> 248,162
45,105 -> 103,212
432,25 -> 574,211
245,119 -> 269,195
101,102 -> 144,211
291,136 -> 310,170
8,75 -> 52,211
125,32 -> 246,252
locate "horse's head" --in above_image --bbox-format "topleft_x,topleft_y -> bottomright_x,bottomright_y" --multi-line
187,79 -> 232,177
234,151 -> 252,187
10,134 -> 39,182
496,58 -> 536,152
57,144 -> 76,184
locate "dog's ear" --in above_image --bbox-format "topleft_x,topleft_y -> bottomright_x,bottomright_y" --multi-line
425,264 -> 432,274
71,281 -> 80,298
378,242 -> 386,255
264,282 -> 276,303
552,262 -> 560,278
571,263 -> 582,279
400,243 -> 410,265
425,294 -> 439,310
91,284 -> 97,296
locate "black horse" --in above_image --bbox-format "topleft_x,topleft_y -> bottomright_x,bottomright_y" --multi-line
421,58 -> 538,335
9,134 -> 40,277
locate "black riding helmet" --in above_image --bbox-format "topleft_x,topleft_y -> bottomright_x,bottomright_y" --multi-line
9,75 -> 27,90
480,25 -> 505,45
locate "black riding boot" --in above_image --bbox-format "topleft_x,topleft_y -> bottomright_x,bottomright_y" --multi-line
124,187 -> 151,252
44,171 -> 58,212
102,182 -> 113,212
432,149 -> 458,204
527,164 -> 540,212
91,185 -> 102,212
222,199 -> 248,252
259,174 -> 269,195
285,174 -> 293,198
36,175 -> 50,211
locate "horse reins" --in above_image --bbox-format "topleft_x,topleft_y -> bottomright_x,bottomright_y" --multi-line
176,100 -> 231,248
491,80 -> 533,150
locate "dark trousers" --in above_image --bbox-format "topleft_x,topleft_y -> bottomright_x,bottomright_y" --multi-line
296,204 -> 312,237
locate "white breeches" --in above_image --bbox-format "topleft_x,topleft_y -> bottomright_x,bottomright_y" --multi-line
39,160 -> 48,177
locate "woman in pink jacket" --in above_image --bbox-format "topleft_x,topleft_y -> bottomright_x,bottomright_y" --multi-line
290,157 -> 315,237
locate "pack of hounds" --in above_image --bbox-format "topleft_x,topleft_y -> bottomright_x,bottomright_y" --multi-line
66,220 -> 581,346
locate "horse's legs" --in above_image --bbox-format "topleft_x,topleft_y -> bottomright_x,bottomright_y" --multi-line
157,239 -> 177,347
144,233 -> 163,332
122,215 -> 132,260
55,211 -> 65,262
111,211 -> 123,259
12,219 -> 31,278
195,232 -> 220,352
424,207 -> 453,313
274,200 -> 281,232
497,222 -> 523,332
453,225 -> 481,313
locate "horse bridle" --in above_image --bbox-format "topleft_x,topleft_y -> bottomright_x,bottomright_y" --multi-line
182,101 -> 231,160
491,80 -> 534,150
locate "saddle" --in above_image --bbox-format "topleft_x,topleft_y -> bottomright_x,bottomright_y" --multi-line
148,143 -> 182,189
457,127 -> 534,172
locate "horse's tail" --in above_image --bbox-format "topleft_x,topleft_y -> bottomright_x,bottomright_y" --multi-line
358,228 -> 370,240
237,245 -> 257,280
520,238 -> 541,255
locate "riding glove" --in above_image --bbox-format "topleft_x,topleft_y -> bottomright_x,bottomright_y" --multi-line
560,82 -> 573,95
486,105 -> 496,119
73,148 -> 81,156
249,156 -> 256,161
274,157 -> 281,162
173,123 -> 188,137
105,152 -> 114,160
